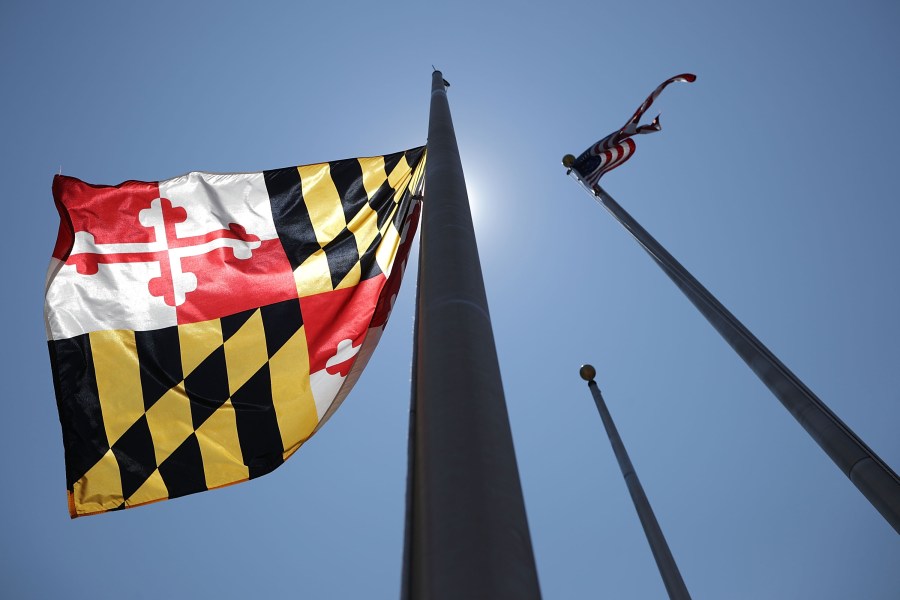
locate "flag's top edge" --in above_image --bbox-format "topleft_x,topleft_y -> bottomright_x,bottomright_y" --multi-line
53,145 -> 427,189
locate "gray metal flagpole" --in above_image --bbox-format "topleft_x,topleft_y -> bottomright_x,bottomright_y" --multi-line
579,364 -> 692,600
570,174 -> 900,534
402,71 -> 542,599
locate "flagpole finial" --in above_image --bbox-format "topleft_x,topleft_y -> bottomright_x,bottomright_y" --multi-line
579,364 -> 596,382
562,154 -> 576,168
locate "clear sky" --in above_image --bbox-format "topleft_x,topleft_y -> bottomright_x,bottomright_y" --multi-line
2,1 -> 899,598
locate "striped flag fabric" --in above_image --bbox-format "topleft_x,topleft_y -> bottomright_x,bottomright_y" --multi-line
570,74 -> 696,187
45,147 -> 426,517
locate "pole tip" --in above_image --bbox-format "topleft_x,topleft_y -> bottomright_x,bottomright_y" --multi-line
579,364 -> 596,382
562,154 -> 576,168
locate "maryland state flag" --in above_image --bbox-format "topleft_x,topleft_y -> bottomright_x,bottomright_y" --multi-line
45,147 -> 426,517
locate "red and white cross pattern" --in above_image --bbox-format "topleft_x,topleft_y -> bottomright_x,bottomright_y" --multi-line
46,171 -> 298,340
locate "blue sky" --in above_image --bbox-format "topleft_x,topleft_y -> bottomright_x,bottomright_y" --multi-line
2,1 -> 899,598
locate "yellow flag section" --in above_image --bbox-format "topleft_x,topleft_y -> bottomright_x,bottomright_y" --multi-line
46,147 -> 426,517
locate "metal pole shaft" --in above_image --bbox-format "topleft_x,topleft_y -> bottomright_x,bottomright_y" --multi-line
583,371 -> 692,600
403,71 -> 542,599
592,184 -> 900,534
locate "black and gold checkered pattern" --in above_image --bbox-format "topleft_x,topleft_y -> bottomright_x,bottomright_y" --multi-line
51,299 -> 318,516
265,146 -> 426,296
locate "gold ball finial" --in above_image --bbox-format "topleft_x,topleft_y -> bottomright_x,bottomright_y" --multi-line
579,364 -> 596,382
562,154 -> 576,168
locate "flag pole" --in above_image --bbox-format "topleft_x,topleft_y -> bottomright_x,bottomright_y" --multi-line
402,71 -> 542,599
571,174 -> 900,534
579,364 -> 692,600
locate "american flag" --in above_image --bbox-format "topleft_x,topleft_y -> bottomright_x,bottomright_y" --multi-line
572,73 -> 696,187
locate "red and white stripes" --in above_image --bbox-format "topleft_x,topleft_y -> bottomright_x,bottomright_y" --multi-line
574,73 -> 696,186
583,137 -> 638,186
